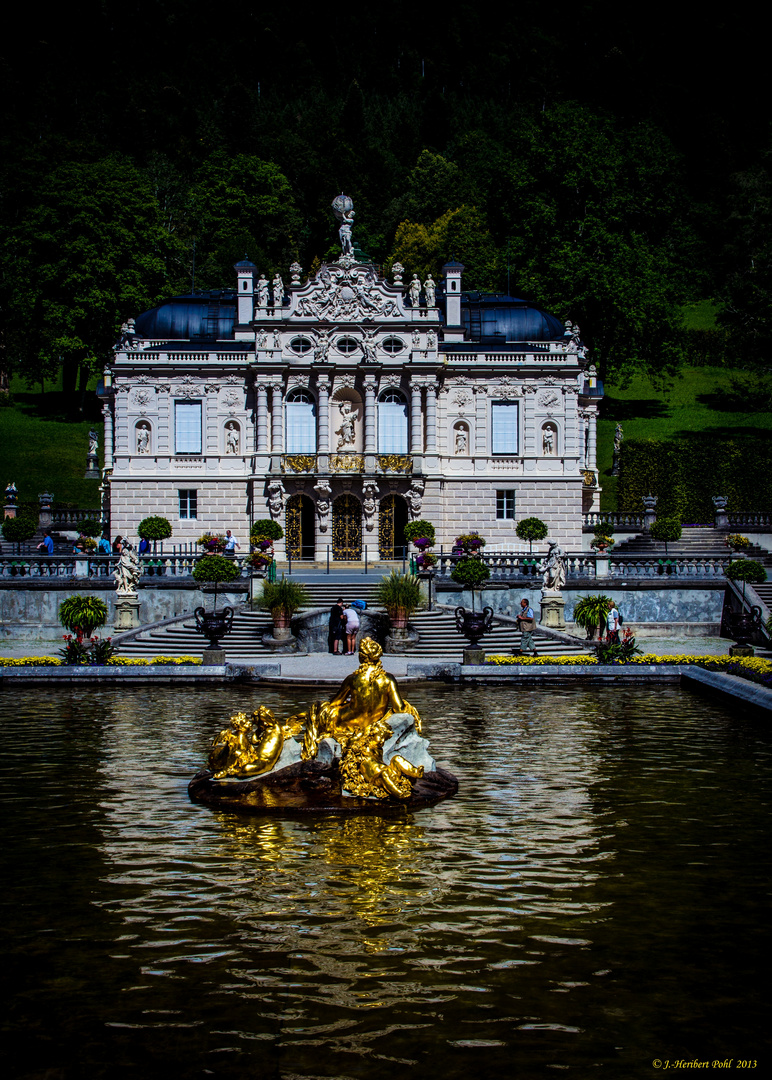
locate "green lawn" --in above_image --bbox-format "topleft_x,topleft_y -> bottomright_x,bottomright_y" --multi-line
598,366 -> 772,509
0,374 -> 103,510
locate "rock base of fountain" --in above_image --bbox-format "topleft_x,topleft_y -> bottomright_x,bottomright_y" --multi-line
188,760 -> 458,814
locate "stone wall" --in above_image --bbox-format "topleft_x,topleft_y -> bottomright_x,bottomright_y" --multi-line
109,478 -> 251,546
0,582 -> 247,643
437,581 -> 726,627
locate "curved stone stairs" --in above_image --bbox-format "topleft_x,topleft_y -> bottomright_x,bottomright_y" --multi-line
116,577 -> 590,661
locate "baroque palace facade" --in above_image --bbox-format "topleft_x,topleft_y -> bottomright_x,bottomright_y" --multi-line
103,197 -> 602,560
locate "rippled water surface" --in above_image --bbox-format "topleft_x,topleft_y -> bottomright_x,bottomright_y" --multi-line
3,684 -> 770,1079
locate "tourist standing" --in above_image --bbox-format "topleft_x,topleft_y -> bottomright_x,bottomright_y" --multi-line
606,600 -> 620,643
343,602 -> 361,655
224,530 -> 239,556
98,534 -> 112,555
112,535 -> 123,555
328,598 -> 345,654
516,598 -> 537,656
37,532 -> 54,556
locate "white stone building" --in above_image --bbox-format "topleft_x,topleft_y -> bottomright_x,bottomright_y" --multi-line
103,199 -> 602,559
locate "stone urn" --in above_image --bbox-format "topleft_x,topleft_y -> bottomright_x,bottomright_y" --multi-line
194,606 -> 235,649
454,605 -> 493,649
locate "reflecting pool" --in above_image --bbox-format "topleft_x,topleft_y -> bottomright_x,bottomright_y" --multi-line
3,684 -> 770,1079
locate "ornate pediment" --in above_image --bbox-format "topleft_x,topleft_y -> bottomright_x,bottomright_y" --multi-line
288,262 -> 407,322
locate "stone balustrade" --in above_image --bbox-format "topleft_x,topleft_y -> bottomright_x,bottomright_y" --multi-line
0,554 -> 251,581
433,551 -> 731,581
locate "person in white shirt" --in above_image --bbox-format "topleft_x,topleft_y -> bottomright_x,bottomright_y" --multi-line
224,530 -> 239,556
343,604 -> 360,654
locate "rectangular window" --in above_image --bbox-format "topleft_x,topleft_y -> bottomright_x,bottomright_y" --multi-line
175,401 -> 202,454
378,402 -> 408,453
285,402 -> 316,453
491,401 -> 519,455
179,489 -> 197,519
496,490 -> 516,519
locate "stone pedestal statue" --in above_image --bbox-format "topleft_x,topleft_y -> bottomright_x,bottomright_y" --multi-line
113,542 -> 141,630
4,481 -> 18,520
85,428 -> 100,479
539,541 -> 567,630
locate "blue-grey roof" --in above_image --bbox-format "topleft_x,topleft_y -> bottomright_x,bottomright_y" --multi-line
460,293 -> 565,343
134,292 -> 237,341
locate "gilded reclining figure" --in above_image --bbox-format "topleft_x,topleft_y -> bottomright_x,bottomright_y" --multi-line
206,638 -> 425,800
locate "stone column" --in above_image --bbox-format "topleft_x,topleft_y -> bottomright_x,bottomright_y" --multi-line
39,492 -> 53,533
425,384 -> 437,453
713,495 -> 729,529
563,387 -> 578,460
522,387 -> 536,457
364,378 -> 377,454
256,383 -> 269,452
271,384 -> 284,453
316,374 -> 330,453
102,403 -> 114,471
474,386 -> 488,456
587,405 -> 598,473
410,378 -> 423,454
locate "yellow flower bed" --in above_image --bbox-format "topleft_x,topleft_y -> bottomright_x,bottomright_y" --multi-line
106,656 -> 203,666
0,656 -> 62,666
486,655 -> 598,666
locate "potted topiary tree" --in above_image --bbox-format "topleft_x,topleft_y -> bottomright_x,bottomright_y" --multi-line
375,570 -> 421,631
137,515 -> 173,556
259,576 -> 310,640
2,513 -> 38,548
250,519 -> 284,549
649,517 -> 682,558
516,517 -> 548,554
192,554 -> 241,654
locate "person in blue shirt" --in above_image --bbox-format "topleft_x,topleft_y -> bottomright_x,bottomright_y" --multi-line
37,532 -> 54,555
98,534 -> 112,555
138,537 -> 151,555
516,597 -> 538,656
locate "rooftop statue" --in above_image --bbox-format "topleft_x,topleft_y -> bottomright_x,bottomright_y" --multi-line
332,193 -> 355,257
189,637 -> 458,812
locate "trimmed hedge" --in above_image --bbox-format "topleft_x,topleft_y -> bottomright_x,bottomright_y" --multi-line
618,435 -> 772,520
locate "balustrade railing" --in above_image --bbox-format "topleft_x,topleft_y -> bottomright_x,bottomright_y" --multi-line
583,512 -> 645,529
433,551 -> 731,581
727,512 -> 772,528
0,554 -> 251,581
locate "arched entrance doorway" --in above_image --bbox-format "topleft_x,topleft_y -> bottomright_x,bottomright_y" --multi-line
285,494 -> 315,560
332,494 -> 362,560
378,494 -> 408,560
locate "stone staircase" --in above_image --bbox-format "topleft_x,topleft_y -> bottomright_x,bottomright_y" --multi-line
613,525 -> 770,559
116,577 -> 590,661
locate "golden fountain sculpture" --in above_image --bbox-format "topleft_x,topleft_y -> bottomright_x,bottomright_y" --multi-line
188,637 -> 458,813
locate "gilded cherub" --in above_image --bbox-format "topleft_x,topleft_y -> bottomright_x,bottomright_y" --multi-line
208,707 -> 301,779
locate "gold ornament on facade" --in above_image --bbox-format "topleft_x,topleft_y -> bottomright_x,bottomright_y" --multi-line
331,454 -> 365,472
582,470 -> 597,488
282,455 -> 317,473
377,455 -> 412,473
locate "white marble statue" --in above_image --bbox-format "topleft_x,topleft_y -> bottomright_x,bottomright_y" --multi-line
455,426 -> 468,455
424,275 -> 436,307
335,400 -> 359,450
614,423 -> 623,452
226,423 -> 240,454
314,479 -> 332,533
88,429 -> 99,456
136,424 -> 150,454
363,481 -> 379,532
542,426 -> 555,455
272,273 -> 284,308
427,329 -> 437,350
362,327 -> 377,363
332,194 -> 355,256
406,484 -> 424,520
409,275 -> 421,307
412,328 -> 421,348
267,479 -> 286,521
114,542 -> 141,595
314,329 -> 330,363
540,541 -> 566,591
257,275 -> 269,308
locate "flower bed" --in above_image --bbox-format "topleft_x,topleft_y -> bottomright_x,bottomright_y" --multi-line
484,653 -> 772,687
0,655 -> 203,667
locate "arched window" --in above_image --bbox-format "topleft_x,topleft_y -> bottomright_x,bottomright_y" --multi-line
378,390 -> 408,453
285,388 -> 316,453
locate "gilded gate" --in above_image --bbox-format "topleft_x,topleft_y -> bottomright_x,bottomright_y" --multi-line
332,494 -> 362,560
